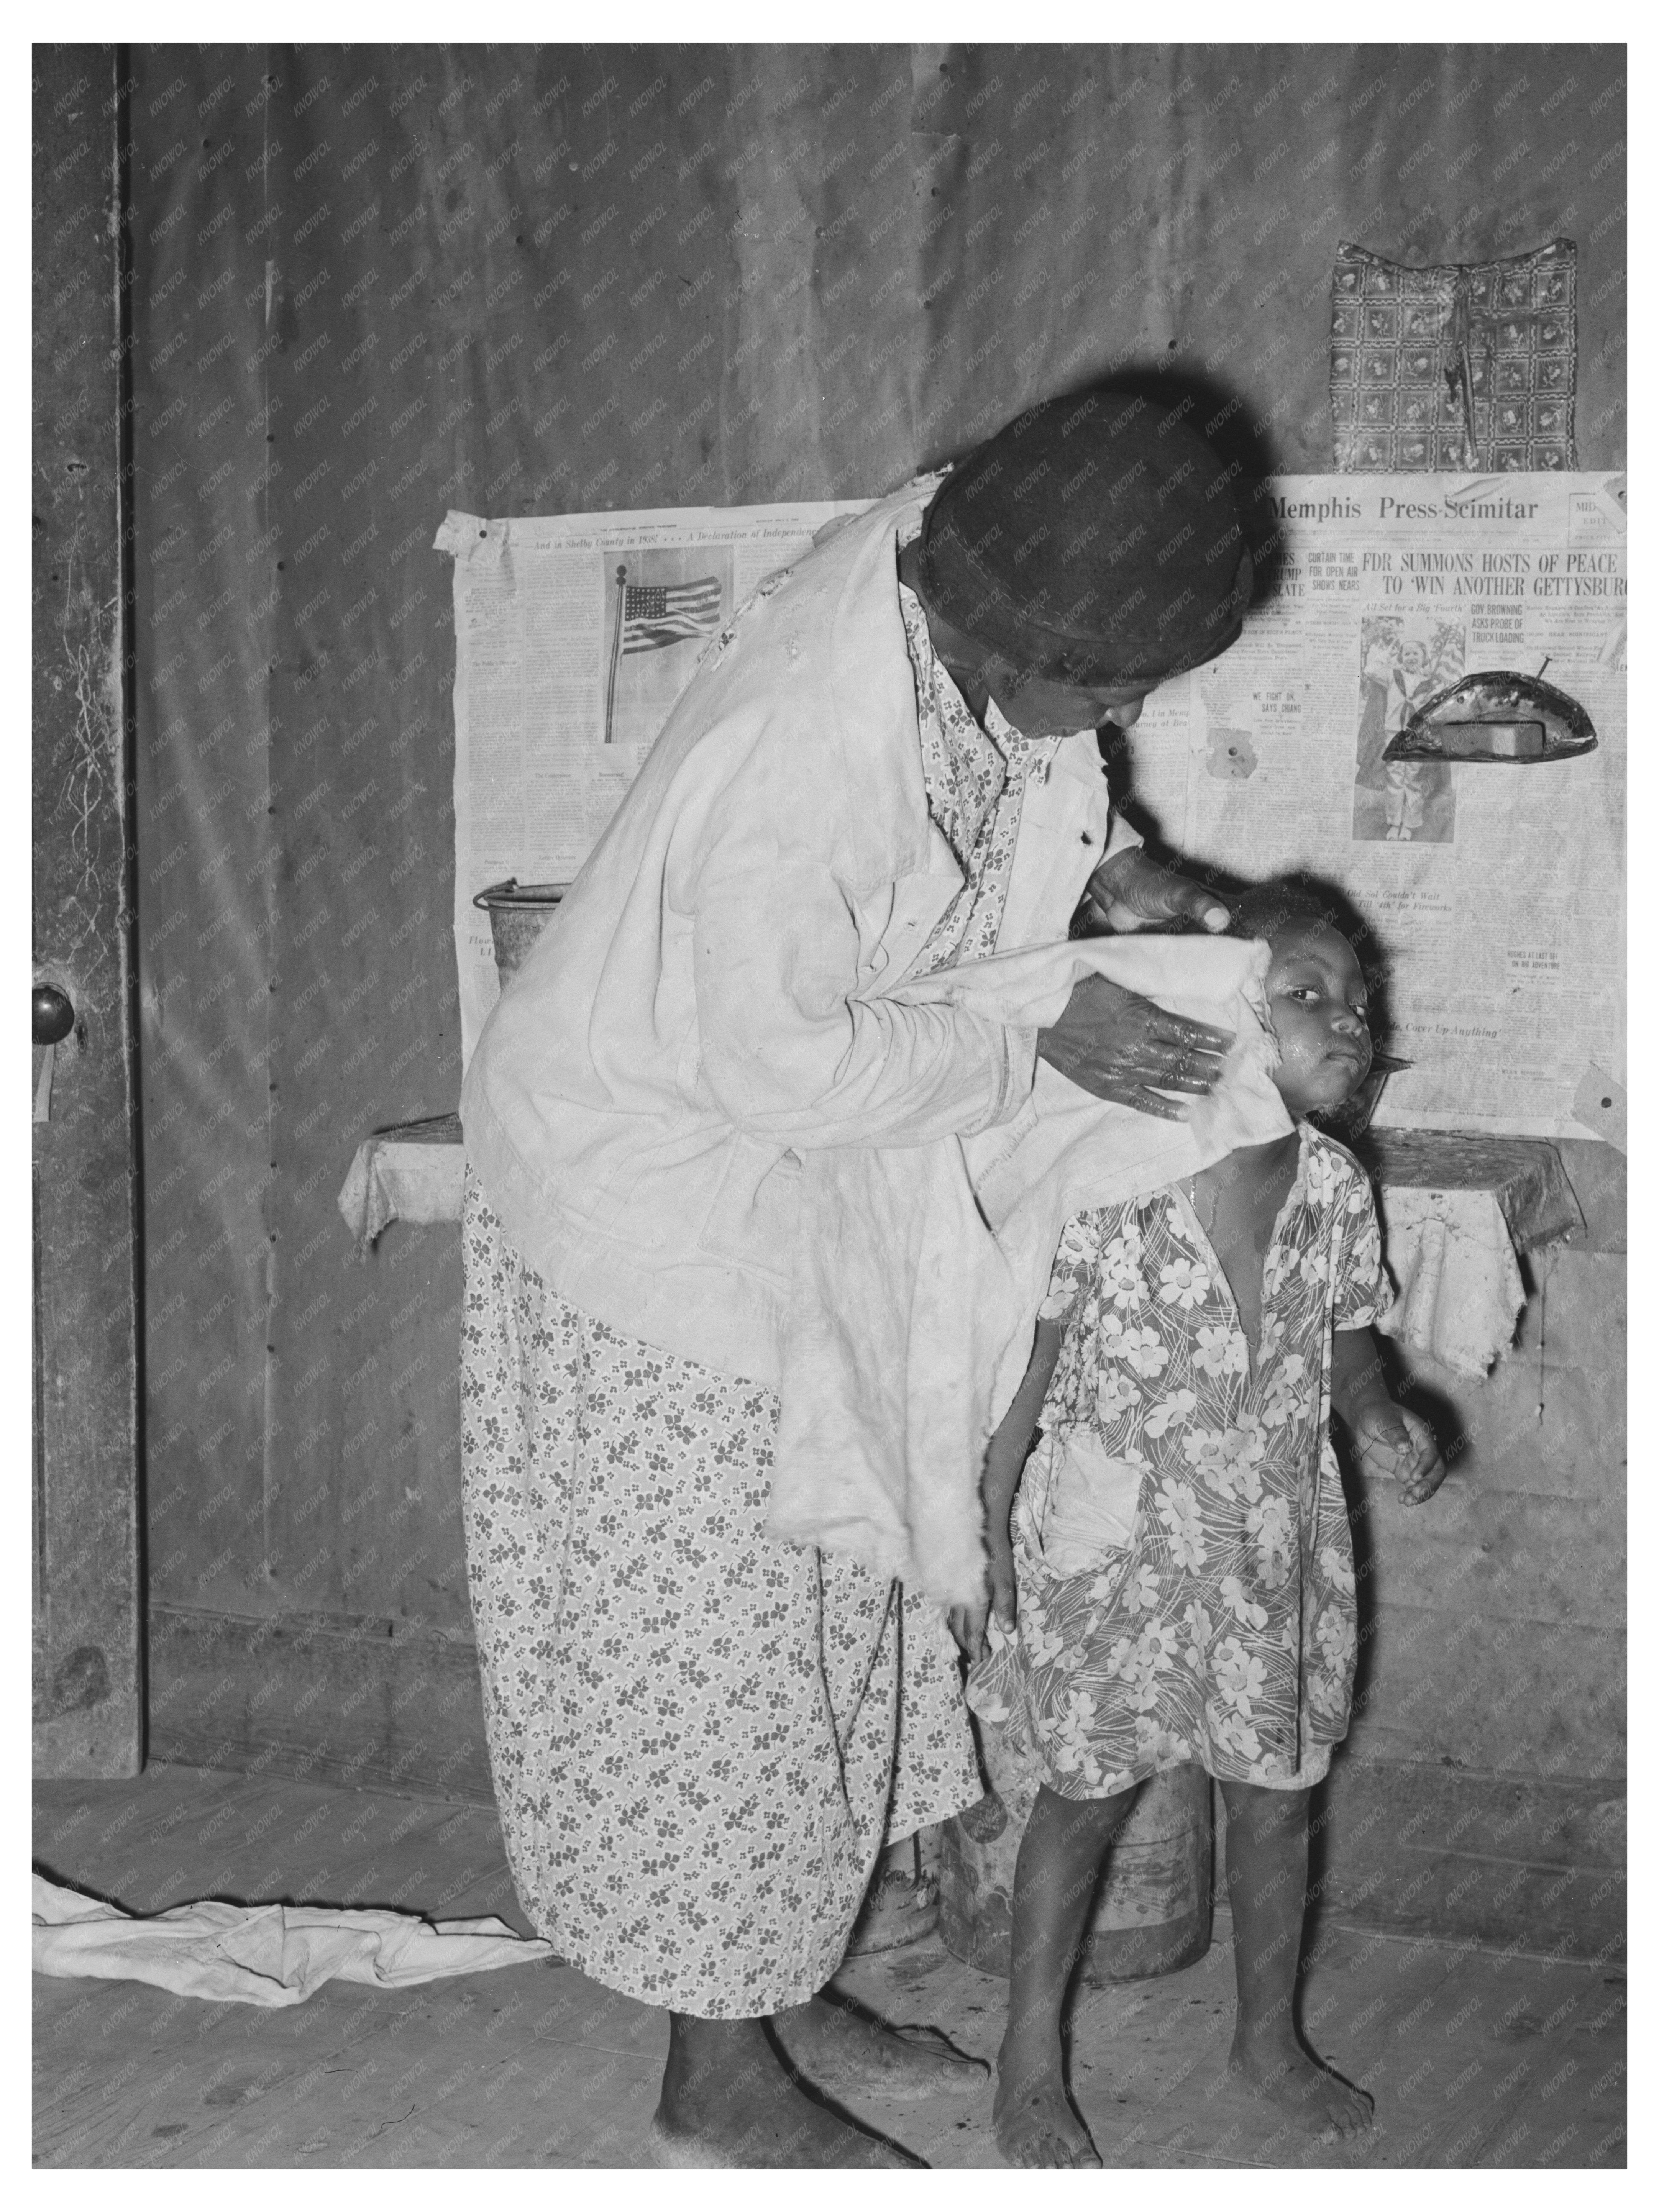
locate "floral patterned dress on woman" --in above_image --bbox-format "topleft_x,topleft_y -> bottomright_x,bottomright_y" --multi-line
967,1123 -> 1388,1798
457,532 -> 1072,2018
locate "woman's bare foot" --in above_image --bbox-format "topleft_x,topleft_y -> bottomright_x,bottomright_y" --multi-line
1229,2030 -> 1375,2139
774,1987 -> 989,2102
651,2013 -> 926,2168
993,2034 -> 1100,2168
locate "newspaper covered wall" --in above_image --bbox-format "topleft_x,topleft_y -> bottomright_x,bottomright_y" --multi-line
441,474 -> 1624,1139
1118,474 -> 1625,1138
436,500 -> 866,1063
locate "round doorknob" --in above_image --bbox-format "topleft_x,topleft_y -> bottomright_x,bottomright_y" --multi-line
33,984 -> 74,1045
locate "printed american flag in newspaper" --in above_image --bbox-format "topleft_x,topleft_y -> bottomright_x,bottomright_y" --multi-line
621,576 -> 722,654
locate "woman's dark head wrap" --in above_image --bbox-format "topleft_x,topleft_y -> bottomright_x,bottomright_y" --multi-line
917,387 -> 1252,687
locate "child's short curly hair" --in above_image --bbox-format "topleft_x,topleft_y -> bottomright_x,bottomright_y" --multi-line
1223,878 -> 1352,949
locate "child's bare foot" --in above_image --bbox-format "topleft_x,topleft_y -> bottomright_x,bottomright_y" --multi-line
1228,2031 -> 1375,2139
775,1989 -> 988,2101
993,2036 -> 1101,2168
652,2014 -> 926,2168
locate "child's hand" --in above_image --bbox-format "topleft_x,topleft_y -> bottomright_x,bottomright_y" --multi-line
948,1523 -> 1017,1662
1349,1401 -> 1447,1503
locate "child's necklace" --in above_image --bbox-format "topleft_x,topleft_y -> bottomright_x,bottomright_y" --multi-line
1185,1174 -> 1219,1236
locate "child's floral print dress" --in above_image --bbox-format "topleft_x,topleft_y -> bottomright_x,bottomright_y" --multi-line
968,1125 -> 1388,1797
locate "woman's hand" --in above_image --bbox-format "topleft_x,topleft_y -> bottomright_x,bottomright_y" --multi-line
948,1518 -> 1017,1664
1349,1401 -> 1447,1503
1086,845 -> 1231,933
1045,848 -> 1236,1116
1036,974 -> 1234,1120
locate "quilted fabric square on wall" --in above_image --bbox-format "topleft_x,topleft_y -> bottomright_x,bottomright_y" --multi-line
1331,238 -> 1578,472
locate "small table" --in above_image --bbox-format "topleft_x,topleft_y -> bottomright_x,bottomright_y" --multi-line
336,1113 -> 464,1254
1355,1131 -> 1582,1380
1355,1129 -> 1582,1251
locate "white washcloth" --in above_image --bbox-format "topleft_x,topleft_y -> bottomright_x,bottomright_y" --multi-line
32,1873 -> 554,2007
768,935 -> 1290,1605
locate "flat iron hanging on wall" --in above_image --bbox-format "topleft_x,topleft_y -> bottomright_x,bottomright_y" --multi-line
1383,668 -> 1597,763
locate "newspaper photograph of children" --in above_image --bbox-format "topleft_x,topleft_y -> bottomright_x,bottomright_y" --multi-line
1352,609 -> 1460,843
599,543 -> 734,749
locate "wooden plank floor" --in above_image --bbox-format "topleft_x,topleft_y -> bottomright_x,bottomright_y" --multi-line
34,1764 -> 1626,2169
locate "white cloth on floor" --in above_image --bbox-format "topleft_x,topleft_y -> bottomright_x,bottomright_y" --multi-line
768,934 -> 1291,1606
31,1873 -> 553,2007
1375,1186 -> 1528,1379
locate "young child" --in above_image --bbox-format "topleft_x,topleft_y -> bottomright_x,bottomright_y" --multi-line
954,881 -> 1447,2168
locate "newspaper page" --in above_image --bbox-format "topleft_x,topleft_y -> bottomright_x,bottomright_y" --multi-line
1119,473 -> 1625,1139
438,500 -> 868,1063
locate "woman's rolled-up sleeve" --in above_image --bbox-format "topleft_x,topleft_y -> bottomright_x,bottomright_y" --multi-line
691,856 -> 1035,1149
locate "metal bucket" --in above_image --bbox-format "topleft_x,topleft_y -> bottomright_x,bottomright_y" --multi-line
472,879 -> 568,990
939,1716 -> 1213,1982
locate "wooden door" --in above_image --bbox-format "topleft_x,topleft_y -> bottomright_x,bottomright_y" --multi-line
33,47 -> 142,1777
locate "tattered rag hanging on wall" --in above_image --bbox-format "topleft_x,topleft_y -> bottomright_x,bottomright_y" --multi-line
1331,239 -> 1577,472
